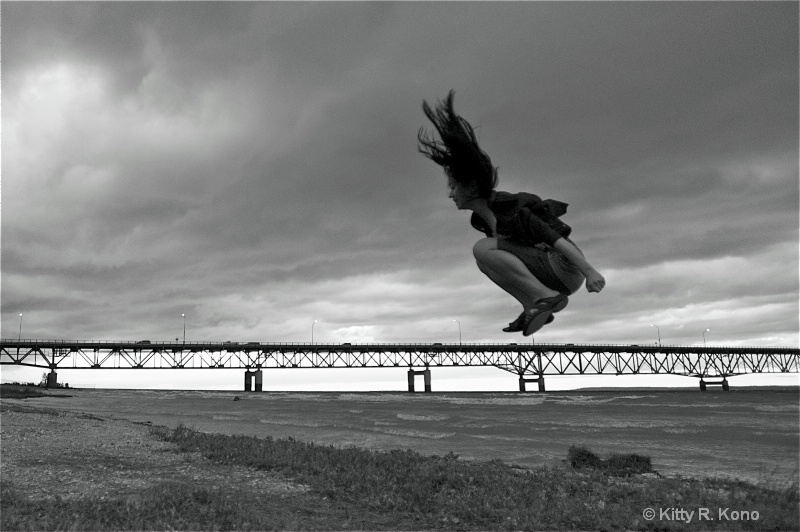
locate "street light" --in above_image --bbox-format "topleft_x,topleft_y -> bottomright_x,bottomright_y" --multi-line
182,314 -> 186,343
703,328 -> 710,346
452,319 -> 462,344
312,320 -> 318,344
651,324 -> 661,347
18,314 -> 23,341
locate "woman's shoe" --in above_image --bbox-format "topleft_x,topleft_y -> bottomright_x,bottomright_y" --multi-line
504,312 -> 554,333
523,294 -> 569,336
503,312 -> 527,332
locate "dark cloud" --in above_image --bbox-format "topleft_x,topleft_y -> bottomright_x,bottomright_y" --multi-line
2,1 -> 797,361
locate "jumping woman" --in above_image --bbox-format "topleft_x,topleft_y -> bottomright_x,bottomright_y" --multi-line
418,91 -> 606,336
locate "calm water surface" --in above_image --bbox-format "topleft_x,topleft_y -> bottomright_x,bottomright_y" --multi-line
16,387 -> 799,484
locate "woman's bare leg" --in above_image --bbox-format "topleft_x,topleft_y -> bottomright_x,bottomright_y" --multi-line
552,238 -> 606,293
472,238 -> 559,311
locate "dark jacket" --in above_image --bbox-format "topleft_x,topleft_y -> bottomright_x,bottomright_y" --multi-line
470,191 -> 572,246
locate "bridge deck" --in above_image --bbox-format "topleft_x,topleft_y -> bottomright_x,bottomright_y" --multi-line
2,340 -> 797,379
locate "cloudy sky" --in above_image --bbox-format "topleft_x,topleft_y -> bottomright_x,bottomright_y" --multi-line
2,2 -> 798,390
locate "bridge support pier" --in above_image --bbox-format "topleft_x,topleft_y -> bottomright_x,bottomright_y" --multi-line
244,370 -> 263,392
408,369 -> 431,392
519,375 -> 545,392
699,378 -> 729,391
46,370 -> 58,389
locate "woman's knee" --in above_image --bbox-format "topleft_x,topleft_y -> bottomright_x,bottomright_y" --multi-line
472,237 -> 497,262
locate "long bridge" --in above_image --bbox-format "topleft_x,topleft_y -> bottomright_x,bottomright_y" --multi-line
2,339 -> 797,392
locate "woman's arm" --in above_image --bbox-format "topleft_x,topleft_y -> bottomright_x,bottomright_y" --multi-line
552,238 -> 606,293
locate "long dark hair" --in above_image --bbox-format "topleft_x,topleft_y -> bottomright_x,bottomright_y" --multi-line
418,91 -> 497,198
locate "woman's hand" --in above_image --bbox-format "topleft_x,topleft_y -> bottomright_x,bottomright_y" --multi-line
585,269 -> 606,293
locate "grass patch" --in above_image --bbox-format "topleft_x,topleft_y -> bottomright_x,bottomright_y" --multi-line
147,424 -> 798,531
0,383 -> 50,399
2,418 -> 797,530
0,480 -> 366,531
0,383 -> 72,399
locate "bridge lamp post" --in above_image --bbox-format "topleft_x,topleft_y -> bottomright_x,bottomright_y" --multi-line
703,328 -> 710,346
452,319 -> 461,344
651,324 -> 661,347
182,314 -> 186,344
18,314 -> 23,341
312,320 -> 318,344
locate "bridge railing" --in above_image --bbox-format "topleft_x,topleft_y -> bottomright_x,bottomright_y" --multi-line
2,339 -> 796,350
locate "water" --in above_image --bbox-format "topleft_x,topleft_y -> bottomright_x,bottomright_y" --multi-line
16,387 -> 799,485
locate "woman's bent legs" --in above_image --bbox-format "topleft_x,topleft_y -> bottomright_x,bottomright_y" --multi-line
472,238 -> 560,311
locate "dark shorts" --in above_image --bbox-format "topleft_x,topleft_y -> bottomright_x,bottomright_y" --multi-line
497,239 -> 585,295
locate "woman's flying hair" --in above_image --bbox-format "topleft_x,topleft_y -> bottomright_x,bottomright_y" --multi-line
418,90 -> 498,198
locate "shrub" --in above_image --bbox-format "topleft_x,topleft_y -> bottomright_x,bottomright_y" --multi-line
568,445 -> 654,476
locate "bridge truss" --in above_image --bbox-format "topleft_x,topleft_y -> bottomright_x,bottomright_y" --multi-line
1,340 -> 797,391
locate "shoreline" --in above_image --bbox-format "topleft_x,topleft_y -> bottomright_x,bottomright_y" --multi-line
3,400 -> 797,531
3,385 -> 798,485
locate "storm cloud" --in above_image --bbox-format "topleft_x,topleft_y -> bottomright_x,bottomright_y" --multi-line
3,1 -> 797,375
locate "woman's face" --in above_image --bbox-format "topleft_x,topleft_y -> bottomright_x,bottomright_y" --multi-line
447,175 -> 479,210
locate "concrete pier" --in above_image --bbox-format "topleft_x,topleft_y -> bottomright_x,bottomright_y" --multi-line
46,371 -> 58,388
519,375 -> 545,392
407,369 -> 431,392
700,378 -> 729,391
244,369 -> 263,392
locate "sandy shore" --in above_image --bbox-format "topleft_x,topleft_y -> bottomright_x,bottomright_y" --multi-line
0,403 -> 309,504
